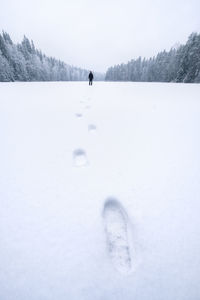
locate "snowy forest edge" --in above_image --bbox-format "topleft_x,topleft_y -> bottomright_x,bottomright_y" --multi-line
0,31 -> 200,83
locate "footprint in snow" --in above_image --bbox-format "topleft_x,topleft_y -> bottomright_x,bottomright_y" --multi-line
75,113 -> 83,118
103,198 -> 133,275
73,149 -> 88,167
88,124 -> 97,133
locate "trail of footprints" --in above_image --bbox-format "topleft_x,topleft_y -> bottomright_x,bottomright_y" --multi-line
73,97 -> 96,167
72,95 -> 134,275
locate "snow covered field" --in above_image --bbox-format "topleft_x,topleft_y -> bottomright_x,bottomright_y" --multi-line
1,81 -> 200,300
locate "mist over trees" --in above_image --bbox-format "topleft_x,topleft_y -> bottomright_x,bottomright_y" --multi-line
105,33 -> 200,83
0,31 -> 104,82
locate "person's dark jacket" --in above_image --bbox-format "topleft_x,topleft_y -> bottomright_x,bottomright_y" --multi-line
88,72 -> 93,81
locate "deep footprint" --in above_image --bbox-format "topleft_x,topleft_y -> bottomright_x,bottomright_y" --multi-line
73,149 -> 88,166
88,124 -> 97,133
75,113 -> 82,118
103,198 -> 133,274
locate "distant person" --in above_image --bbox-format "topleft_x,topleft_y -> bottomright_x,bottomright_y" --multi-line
88,71 -> 94,85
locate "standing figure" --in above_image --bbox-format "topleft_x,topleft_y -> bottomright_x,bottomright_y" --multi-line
88,71 -> 94,85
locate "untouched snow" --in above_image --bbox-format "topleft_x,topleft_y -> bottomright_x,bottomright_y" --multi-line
0,81 -> 200,300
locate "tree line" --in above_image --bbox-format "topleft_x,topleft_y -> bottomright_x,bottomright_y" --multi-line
0,31 -> 104,82
105,33 -> 200,83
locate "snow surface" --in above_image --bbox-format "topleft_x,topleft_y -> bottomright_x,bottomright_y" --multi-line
0,81 -> 200,300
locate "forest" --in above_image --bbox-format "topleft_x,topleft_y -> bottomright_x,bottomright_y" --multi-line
105,33 -> 200,83
0,31 -> 103,82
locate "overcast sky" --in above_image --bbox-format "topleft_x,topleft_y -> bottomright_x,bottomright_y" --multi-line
0,0 -> 200,72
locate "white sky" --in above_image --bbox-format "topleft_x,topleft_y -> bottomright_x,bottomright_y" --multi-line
0,0 -> 200,72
